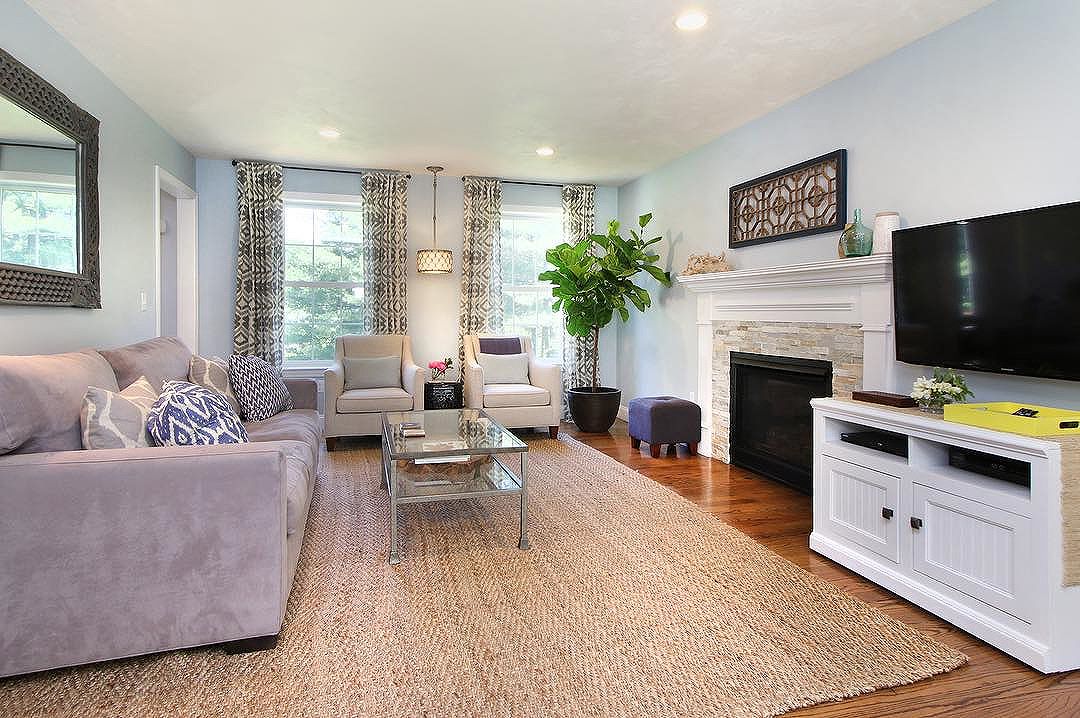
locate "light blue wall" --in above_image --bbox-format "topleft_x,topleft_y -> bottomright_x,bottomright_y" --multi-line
196,159 -> 619,383
617,0 -> 1080,409
0,0 -> 194,355
0,145 -> 76,175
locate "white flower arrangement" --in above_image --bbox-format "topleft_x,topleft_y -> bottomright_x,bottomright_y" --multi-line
910,368 -> 974,412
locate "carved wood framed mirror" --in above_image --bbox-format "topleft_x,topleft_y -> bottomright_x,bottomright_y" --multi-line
0,47 -> 100,307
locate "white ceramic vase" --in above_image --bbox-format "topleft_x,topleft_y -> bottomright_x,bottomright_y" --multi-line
872,211 -> 900,255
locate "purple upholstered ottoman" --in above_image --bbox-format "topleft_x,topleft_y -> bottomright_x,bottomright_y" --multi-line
627,396 -> 701,457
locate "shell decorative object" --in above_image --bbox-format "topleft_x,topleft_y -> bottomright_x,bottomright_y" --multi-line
681,252 -> 734,275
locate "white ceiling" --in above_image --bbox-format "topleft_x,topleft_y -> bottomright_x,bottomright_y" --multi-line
26,0 -> 990,185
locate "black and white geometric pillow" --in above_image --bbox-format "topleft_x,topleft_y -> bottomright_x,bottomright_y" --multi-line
228,354 -> 293,421
146,381 -> 249,446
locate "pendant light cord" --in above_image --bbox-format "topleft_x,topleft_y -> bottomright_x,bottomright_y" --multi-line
427,165 -> 443,249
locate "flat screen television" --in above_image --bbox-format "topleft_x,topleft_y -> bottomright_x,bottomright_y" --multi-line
892,201 -> 1080,381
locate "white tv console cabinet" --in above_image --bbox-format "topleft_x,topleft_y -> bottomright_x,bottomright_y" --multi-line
810,398 -> 1080,673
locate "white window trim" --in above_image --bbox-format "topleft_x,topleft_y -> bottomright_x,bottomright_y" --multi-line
283,190 -> 361,206
0,170 -> 77,189
282,193 -> 365,370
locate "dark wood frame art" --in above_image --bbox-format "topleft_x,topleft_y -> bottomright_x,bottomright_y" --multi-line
728,149 -> 847,249
0,46 -> 101,307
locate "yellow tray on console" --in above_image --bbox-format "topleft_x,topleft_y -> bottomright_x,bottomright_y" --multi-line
943,402 -> 1080,437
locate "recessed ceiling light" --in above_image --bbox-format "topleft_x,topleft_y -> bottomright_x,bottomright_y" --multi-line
536,146 -> 555,157
675,10 -> 708,31
318,127 -> 341,139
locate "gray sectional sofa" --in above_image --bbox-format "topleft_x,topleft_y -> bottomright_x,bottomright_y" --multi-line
0,337 -> 320,678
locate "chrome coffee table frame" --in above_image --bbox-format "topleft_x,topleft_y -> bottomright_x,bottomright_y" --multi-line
380,409 -> 529,565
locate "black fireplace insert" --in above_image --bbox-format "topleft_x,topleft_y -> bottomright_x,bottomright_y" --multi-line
729,351 -> 832,494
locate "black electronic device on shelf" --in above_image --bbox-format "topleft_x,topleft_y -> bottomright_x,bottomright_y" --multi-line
839,430 -> 909,459
948,446 -> 1032,488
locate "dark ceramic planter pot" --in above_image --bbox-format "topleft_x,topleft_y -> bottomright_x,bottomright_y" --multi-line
567,386 -> 622,433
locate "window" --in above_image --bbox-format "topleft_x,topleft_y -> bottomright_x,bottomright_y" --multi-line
0,176 -> 77,273
500,206 -> 564,362
283,193 -> 365,365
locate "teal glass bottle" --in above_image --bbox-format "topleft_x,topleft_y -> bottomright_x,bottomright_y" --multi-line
839,209 -> 874,257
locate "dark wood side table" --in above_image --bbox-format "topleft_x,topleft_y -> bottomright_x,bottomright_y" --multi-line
424,381 -> 464,410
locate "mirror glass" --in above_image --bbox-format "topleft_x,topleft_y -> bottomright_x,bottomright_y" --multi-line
0,95 -> 79,274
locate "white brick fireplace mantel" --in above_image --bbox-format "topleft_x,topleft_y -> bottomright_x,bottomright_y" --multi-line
677,255 -> 896,458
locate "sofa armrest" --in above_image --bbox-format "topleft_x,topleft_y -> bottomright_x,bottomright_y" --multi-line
284,377 -> 318,411
0,443 -> 290,677
402,359 -> 426,410
463,361 -> 484,409
529,359 -> 564,423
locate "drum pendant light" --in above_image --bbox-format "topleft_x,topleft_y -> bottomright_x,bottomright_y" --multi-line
416,165 -> 453,274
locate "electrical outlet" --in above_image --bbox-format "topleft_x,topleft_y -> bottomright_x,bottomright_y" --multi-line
139,291 -> 149,312
689,391 -> 696,402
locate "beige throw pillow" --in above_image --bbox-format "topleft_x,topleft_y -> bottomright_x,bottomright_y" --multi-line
343,355 -> 401,390
477,352 -> 530,384
189,355 -> 241,415
80,376 -> 158,449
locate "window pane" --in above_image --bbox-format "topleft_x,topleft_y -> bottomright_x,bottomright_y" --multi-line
500,208 -> 564,361
283,285 -> 363,362
282,199 -> 365,363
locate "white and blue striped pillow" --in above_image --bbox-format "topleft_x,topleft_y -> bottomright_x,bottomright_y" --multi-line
146,380 -> 248,446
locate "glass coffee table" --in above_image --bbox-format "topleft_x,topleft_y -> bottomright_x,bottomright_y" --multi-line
380,409 -> 529,565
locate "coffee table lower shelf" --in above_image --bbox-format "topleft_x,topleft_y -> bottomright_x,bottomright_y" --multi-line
381,448 -> 529,565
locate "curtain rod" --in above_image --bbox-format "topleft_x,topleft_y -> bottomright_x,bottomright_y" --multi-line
231,159 -> 410,179
462,175 -> 567,189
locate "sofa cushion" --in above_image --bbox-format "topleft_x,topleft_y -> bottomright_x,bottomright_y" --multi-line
483,383 -> 550,408
0,349 -> 119,455
343,355 -> 400,390
146,381 -> 249,446
98,336 -> 191,392
285,449 -> 312,537
337,387 -> 412,413
80,376 -> 158,450
244,409 -> 321,469
188,355 -> 241,415
228,355 -> 293,421
477,352 -> 530,384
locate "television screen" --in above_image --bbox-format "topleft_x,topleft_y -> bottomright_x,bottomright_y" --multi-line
892,201 -> 1080,381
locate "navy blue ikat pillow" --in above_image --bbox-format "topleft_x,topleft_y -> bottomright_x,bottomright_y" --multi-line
146,380 -> 249,446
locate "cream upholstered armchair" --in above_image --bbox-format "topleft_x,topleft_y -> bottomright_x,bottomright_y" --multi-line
324,335 -> 424,449
463,335 -> 563,438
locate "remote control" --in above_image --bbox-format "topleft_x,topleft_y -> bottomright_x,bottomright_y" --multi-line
1012,407 -> 1039,417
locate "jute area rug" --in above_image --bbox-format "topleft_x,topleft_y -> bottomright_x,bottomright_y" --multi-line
0,436 -> 965,718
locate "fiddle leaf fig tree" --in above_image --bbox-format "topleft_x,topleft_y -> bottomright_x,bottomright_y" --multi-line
539,213 -> 672,390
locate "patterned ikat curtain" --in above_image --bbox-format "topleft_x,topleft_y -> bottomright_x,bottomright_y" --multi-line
458,177 -> 503,363
233,161 -> 285,367
561,183 -> 597,417
360,172 -> 410,334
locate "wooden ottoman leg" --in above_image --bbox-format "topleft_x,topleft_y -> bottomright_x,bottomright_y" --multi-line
666,443 -> 676,456
649,443 -> 661,458
631,436 -> 641,449
549,426 -> 559,439
687,441 -> 698,456
325,437 -> 337,452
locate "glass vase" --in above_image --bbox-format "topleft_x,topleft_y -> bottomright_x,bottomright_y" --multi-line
839,209 -> 874,257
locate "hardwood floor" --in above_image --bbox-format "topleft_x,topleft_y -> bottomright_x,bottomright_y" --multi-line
565,420 -> 1080,718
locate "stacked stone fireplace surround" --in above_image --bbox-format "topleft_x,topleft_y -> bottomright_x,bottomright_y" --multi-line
710,321 -> 864,462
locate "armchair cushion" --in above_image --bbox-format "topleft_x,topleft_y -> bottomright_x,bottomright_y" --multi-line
343,355 -> 400,390
477,352 -> 530,384
483,383 -> 550,408
337,387 -> 412,413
